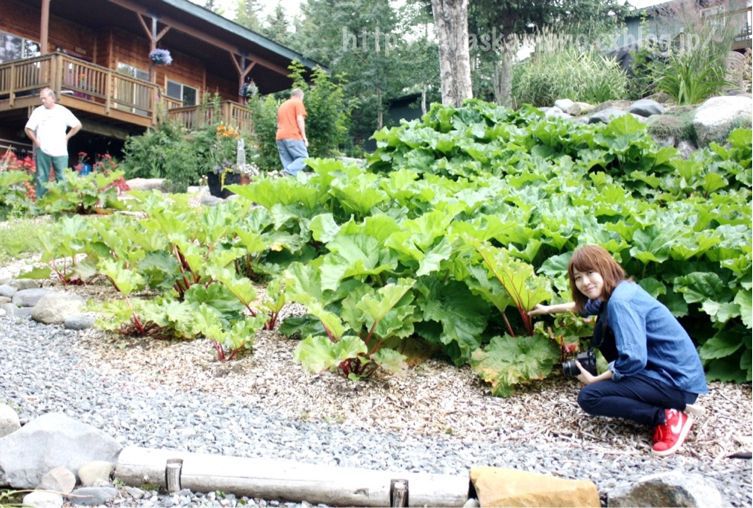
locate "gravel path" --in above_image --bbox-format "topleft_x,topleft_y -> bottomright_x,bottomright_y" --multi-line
1,315 -> 751,507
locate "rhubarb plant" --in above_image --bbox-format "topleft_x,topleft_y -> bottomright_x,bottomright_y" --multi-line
285,261 -> 416,378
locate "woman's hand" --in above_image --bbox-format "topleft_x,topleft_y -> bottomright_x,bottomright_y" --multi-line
575,360 -> 597,385
527,304 -> 550,317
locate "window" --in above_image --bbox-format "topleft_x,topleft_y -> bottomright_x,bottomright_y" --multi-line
166,80 -> 198,106
115,62 -> 150,116
0,31 -> 40,63
116,62 -> 149,81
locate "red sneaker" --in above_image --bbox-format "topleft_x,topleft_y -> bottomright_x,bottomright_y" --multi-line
652,409 -> 694,456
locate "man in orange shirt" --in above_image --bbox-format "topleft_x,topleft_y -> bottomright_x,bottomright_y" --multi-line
276,88 -> 309,176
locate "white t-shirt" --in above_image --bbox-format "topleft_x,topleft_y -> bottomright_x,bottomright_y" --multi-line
25,104 -> 81,157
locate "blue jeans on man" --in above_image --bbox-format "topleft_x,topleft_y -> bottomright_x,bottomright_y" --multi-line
35,148 -> 68,198
276,139 -> 308,176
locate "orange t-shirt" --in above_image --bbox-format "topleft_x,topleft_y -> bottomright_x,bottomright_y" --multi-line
276,97 -> 307,141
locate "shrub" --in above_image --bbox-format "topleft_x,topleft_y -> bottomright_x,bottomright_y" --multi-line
246,62 -> 352,173
121,97 -> 253,191
512,32 -> 628,107
246,88 -> 283,173
289,62 -> 351,158
654,14 -> 737,104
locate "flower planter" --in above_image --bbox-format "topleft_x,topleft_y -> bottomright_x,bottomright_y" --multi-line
207,171 -> 240,199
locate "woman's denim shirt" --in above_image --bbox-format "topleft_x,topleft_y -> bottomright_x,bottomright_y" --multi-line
582,281 -> 708,394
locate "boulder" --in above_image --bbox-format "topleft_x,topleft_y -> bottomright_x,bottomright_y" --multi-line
575,101 -> 595,115
542,107 -> 572,120
554,99 -> 580,115
629,99 -> 665,117
32,293 -> 84,325
64,314 -> 96,331
0,403 -> 21,437
608,470 -> 723,507
0,284 -> 17,298
0,412 -> 122,488
0,296 -> 11,304
38,466 -> 77,494
9,279 -> 42,290
78,461 -> 114,487
470,467 -> 599,507
22,491 -> 64,508
693,95 -> 752,146
68,486 -> 118,506
125,178 -> 167,192
12,288 -> 51,308
588,107 -> 628,124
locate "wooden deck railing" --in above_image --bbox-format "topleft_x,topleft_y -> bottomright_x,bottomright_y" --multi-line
0,53 -> 253,132
0,53 -> 158,121
167,100 -> 253,133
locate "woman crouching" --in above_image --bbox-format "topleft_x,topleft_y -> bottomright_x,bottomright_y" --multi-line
529,244 -> 707,456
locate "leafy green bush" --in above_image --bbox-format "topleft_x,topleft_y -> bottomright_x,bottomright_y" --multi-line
0,170 -> 34,219
121,98 -> 251,191
38,169 -> 126,216
289,62 -> 352,159
120,121 -> 201,192
512,35 -> 627,106
654,22 -> 736,104
246,89 -> 283,173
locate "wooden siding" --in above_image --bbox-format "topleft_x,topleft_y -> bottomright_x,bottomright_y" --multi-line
0,0 -> 257,135
1,0 -> 95,60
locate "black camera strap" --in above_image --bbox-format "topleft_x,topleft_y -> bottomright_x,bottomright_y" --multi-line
591,302 -> 618,363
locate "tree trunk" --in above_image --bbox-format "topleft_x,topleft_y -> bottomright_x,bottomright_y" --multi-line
376,87 -> 383,129
430,0 -> 472,107
493,48 -> 514,107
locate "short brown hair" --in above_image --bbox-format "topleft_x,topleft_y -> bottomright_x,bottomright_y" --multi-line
568,244 -> 626,313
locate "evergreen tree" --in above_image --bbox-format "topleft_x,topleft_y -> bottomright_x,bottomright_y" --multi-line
261,3 -> 293,47
235,0 -> 263,31
294,0 -> 439,146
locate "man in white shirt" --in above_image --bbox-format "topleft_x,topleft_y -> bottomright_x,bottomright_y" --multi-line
24,87 -> 82,197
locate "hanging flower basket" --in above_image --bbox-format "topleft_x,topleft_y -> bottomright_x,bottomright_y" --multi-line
149,48 -> 172,66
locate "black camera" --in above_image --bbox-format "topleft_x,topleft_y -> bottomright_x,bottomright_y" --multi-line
562,350 -> 597,378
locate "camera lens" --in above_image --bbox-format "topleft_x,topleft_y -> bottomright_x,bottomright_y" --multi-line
562,359 -> 580,378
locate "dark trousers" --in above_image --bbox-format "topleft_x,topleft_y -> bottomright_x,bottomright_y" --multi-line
577,375 -> 698,427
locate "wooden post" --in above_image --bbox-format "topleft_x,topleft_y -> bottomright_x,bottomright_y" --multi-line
9,64 -> 16,107
40,0 -> 51,54
104,69 -> 112,114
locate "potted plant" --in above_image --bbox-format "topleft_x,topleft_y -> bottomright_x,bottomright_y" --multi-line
149,48 -> 172,66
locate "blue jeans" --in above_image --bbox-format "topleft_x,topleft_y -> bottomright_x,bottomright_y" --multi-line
35,148 -> 68,198
276,139 -> 308,175
577,375 -> 697,426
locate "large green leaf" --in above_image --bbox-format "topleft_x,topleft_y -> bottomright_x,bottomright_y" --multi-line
320,233 -> 397,291
476,244 -> 552,312
699,328 -> 743,360
674,272 -> 735,306
415,279 -> 491,364
98,259 -> 145,296
735,290 -> 752,328
294,335 -> 367,373
471,334 -> 559,397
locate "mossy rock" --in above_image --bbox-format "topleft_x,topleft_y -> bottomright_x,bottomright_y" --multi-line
646,107 -> 697,144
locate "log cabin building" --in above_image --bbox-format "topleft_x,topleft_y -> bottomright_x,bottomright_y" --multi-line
0,0 -> 318,156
